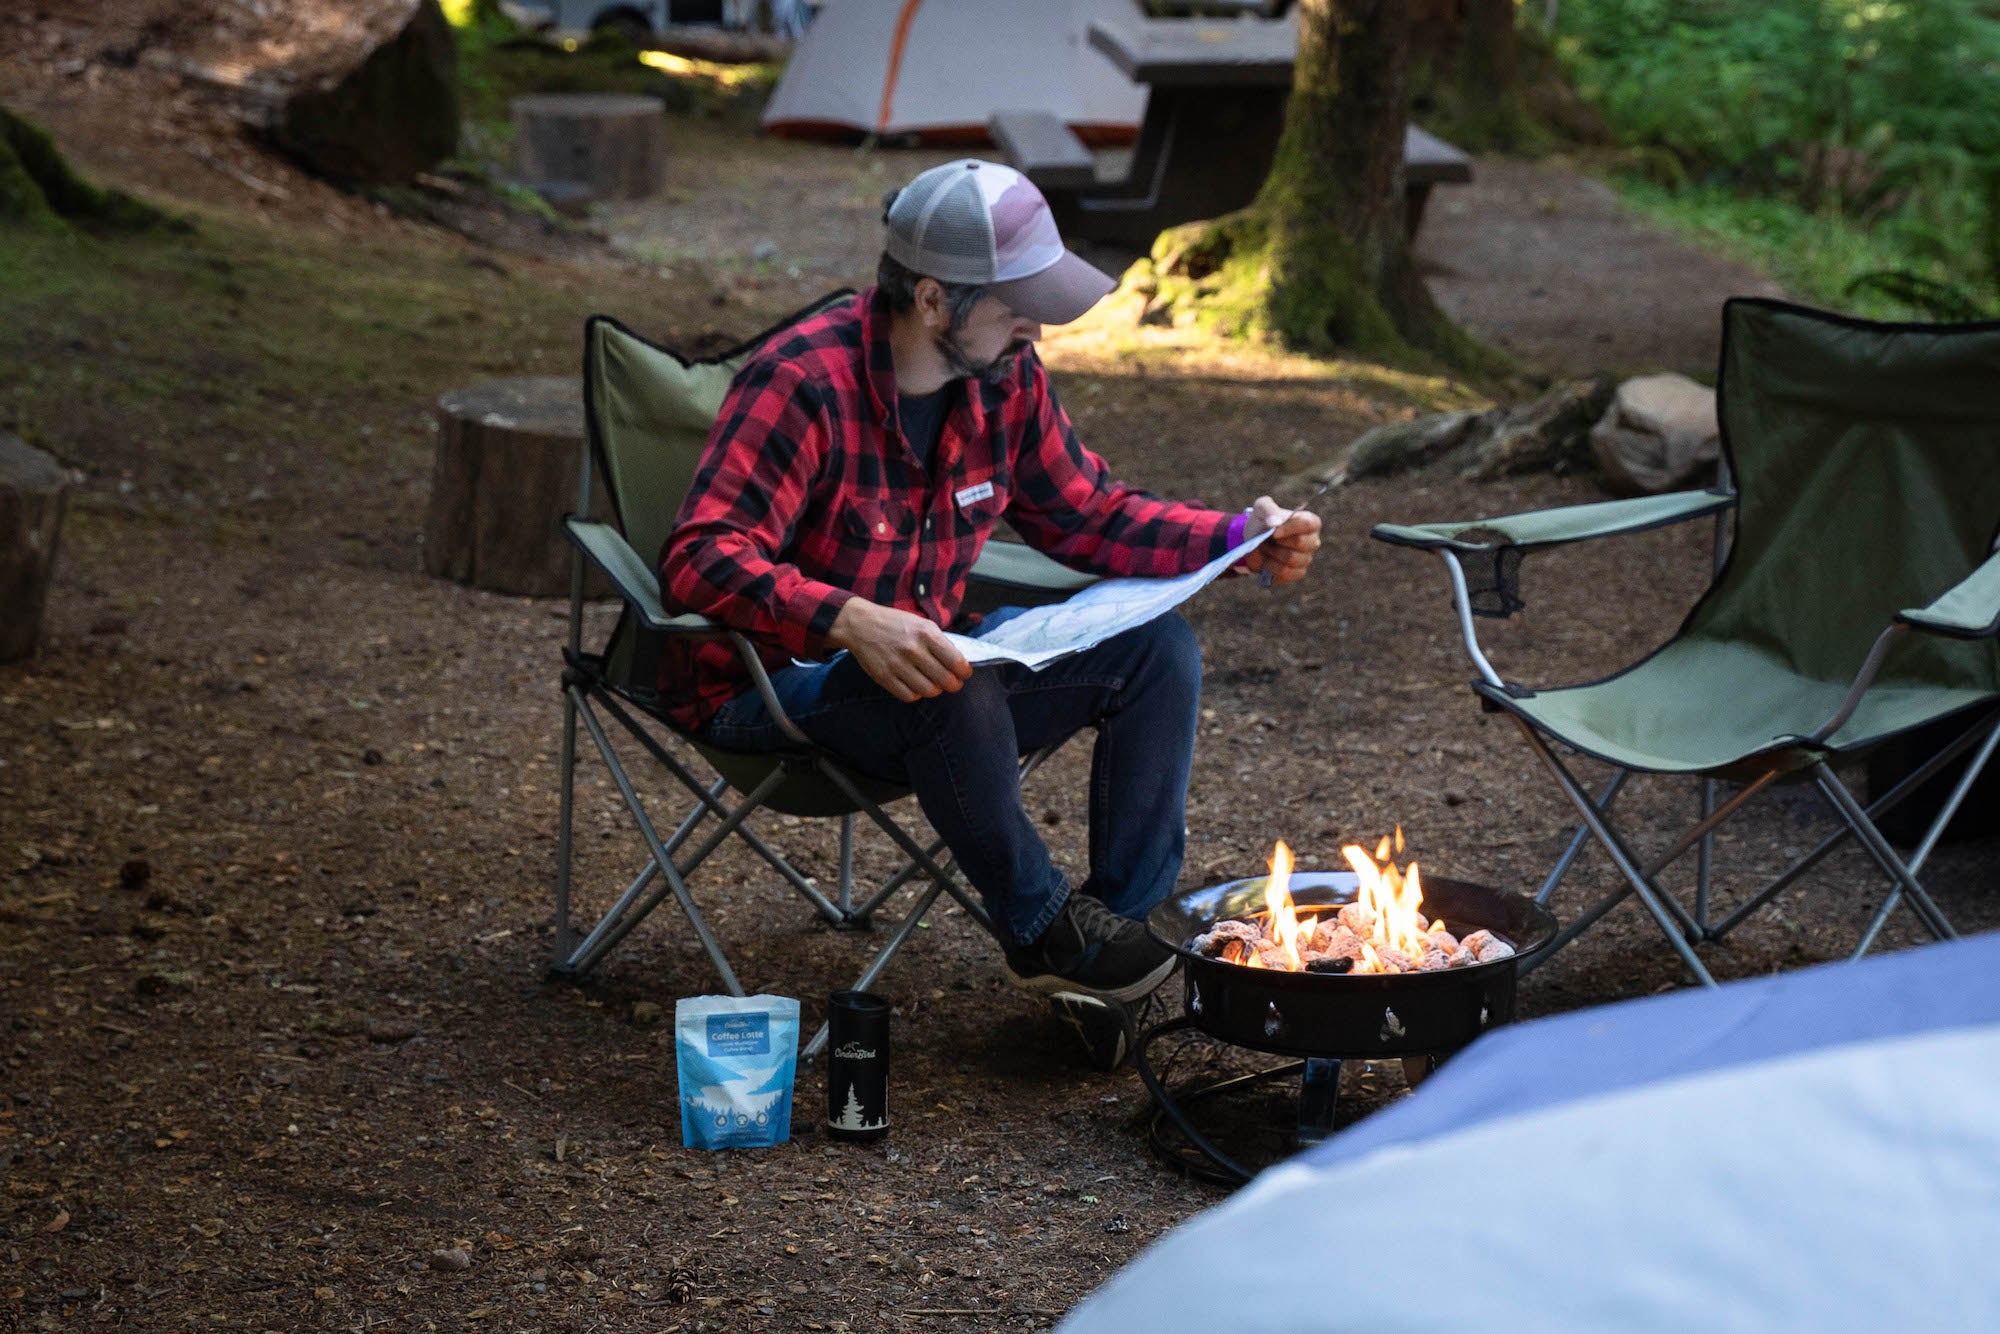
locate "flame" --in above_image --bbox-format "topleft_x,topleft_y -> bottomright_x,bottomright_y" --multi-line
1221,830 -> 1448,973
1264,841 -> 1307,971
1341,840 -> 1430,958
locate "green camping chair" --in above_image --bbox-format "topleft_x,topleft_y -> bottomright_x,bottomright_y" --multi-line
1373,298 -> 2000,986
554,295 -> 1097,1056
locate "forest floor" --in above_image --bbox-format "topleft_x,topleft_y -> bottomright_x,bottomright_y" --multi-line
2,20 -> 1993,1334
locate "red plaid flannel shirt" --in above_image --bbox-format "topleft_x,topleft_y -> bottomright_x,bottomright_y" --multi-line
657,288 -> 1239,731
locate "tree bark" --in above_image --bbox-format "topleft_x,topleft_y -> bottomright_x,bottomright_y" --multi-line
1409,0 -> 1534,151
424,377 -> 613,599
1259,0 -> 1473,363
0,434 -> 70,664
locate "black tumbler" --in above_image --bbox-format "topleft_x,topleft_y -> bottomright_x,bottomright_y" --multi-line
825,990 -> 891,1142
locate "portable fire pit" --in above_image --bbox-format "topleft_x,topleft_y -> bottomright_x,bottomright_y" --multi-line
1138,850 -> 1557,1184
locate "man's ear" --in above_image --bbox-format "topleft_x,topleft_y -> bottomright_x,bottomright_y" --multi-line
912,277 -> 947,329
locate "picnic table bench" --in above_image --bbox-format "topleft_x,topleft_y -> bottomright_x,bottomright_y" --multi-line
990,14 -> 1471,249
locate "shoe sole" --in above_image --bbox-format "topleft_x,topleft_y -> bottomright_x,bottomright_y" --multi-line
1009,954 -> 1175,1006
1049,992 -> 1135,1072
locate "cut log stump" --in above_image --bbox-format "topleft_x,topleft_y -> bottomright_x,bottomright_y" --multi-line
511,94 -> 666,204
424,377 -> 614,599
0,433 -> 71,664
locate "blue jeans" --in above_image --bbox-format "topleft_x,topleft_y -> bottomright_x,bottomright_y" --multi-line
701,610 -> 1203,947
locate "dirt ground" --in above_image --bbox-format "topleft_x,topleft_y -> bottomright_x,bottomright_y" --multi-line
4,28 -> 1997,1334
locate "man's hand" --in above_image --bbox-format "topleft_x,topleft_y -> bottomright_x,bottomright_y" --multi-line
1243,495 -> 1323,587
827,598 -> 974,703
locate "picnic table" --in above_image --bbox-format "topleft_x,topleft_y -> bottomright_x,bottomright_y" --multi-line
990,14 -> 1471,249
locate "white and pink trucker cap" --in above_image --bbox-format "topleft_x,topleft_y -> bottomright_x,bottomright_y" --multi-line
883,159 -> 1116,326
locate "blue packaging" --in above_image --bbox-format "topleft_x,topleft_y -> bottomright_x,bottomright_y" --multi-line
676,994 -> 799,1149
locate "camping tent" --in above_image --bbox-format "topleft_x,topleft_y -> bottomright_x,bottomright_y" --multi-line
761,0 -> 1148,144
1060,932 -> 2000,1332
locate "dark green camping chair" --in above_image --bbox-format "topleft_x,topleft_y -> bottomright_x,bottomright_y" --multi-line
554,294 -> 1096,1056
1373,298 -> 2000,985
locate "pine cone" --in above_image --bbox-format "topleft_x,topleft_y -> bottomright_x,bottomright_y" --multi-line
665,1264 -> 697,1305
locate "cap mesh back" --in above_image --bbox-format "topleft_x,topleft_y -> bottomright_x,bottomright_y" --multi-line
886,161 -> 997,283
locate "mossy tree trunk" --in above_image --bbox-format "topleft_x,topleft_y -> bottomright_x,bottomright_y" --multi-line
1409,0 -> 1537,151
0,107 -> 172,232
1259,0 -> 1483,366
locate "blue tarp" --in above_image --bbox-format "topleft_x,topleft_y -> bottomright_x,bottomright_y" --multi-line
1062,934 -> 2000,1333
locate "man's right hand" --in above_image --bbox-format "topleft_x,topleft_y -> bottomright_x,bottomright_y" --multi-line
827,598 -> 974,703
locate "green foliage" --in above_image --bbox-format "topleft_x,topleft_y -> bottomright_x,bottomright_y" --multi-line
454,17 -> 778,143
1556,0 -> 2000,316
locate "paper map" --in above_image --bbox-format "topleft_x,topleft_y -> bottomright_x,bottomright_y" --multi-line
945,529 -> 1276,670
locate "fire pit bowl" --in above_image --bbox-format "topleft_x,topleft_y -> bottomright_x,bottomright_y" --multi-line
1148,870 -> 1558,1061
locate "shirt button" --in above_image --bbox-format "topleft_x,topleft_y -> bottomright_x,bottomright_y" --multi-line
876,522 -> 886,535
918,582 -> 928,596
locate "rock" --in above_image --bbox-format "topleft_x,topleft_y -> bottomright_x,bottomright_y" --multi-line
1461,376 -> 1617,480
365,1018 -> 420,1043
0,434 -> 72,664
264,0 -> 459,184
1590,372 -> 1720,495
429,1247 -> 473,1272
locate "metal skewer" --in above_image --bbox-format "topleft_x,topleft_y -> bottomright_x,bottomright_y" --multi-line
1256,475 -> 1337,589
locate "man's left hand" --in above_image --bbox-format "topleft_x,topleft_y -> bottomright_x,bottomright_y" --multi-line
1243,495 -> 1322,587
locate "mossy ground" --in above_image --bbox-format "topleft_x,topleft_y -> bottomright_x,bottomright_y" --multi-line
0,204 -> 702,557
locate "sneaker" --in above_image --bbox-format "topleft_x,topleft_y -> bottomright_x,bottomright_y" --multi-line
1049,992 -> 1137,1072
1005,893 -> 1176,1004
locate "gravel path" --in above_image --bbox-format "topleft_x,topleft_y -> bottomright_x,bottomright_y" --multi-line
1418,155 -> 1787,380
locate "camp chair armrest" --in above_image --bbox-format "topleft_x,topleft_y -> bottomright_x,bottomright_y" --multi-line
1370,488 -> 1736,554
1897,551 -> 2000,640
562,518 -> 812,743
564,517 -> 736,638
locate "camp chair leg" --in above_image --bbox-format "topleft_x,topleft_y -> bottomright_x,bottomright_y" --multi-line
566,692 -> 751,991
555,780 -> 727,973
1811,761 -> 1959,948
817,760 -> 993,931
837,815 -> 855,917
1695,779 -> 1718,932
1515,721 -> 1717,987
553,686 -> 584,964
1535,769 -> 1629,906
565,761 -> 794,978
843,744 -> 1059,927
593,689 -> 845,924
801,879 -> 954,1064
1707,707 -> 2000,942
1853,712 -> 2000,956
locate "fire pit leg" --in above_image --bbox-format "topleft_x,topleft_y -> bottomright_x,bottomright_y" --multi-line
1295,1058 -> 1342,1148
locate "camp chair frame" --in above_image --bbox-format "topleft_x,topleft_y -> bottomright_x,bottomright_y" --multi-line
551,300 -> 1097,1058
1373,298 -> 2000,986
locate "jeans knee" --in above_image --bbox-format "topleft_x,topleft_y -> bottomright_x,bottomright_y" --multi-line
1140,612 -> 1203,692
911,668 -> 1011,741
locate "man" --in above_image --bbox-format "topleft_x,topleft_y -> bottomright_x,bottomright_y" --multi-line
659,160 -> 1321,1047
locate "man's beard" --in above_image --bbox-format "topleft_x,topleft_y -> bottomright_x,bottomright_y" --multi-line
936,328 -> 1029,386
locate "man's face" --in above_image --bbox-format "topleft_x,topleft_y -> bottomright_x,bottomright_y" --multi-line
932,290 -> 1042,386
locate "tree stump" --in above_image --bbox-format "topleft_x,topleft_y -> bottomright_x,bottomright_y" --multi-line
0,433 -> 71,664
424,377 -> 616,599
511,94 -> 666,203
